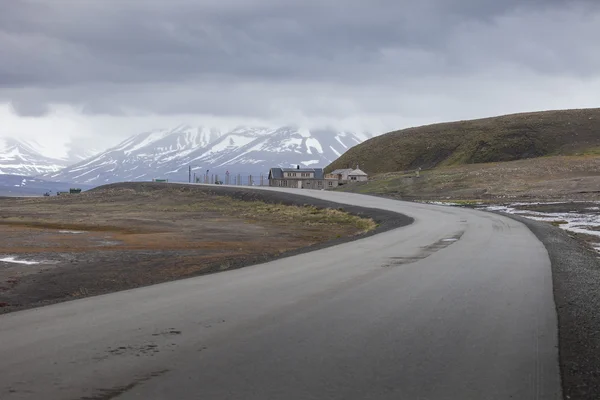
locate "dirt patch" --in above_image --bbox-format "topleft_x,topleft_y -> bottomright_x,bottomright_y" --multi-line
0,183 -> 410,313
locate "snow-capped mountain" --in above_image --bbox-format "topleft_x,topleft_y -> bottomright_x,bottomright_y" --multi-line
49,126 -> 371,185
0,138 -> 70,176
66,143 -> 102,164
0,136 -> 102,176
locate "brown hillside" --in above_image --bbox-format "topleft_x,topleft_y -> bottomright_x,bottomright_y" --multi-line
327,108 -> 600,173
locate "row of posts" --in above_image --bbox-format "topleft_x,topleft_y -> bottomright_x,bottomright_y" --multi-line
190,172 -> 267,186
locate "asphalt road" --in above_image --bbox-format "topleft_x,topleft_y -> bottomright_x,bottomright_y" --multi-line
0,188 -> 562,399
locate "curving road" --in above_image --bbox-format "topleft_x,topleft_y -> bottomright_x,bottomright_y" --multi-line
0,188 -> 561,399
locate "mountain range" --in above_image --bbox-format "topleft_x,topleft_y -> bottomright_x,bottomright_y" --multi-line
0,137 -> 98,176
46,126 -> 371,185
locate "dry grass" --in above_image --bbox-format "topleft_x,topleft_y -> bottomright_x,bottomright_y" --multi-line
337,155 -> 600,201
0,185 -> 377,312
0,187 -> 376,239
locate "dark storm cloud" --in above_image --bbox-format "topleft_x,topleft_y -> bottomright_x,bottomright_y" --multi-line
0,0 -> 599,117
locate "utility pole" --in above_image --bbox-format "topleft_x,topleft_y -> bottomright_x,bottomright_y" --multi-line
189,166 -> 192,183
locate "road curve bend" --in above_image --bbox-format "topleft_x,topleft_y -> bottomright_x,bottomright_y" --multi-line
0,188 -> 561,399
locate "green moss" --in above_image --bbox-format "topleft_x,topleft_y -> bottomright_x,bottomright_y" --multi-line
550,220 -> 569,226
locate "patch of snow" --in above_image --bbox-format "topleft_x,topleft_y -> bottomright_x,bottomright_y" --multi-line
352,131 -> 371,142
330,146 -> 341,157
422,201 -> 461,206
305,138 -> 323,155
59,230 -> 85,234
281,138 -> 303,149
211,139 -> 270,167
123,131 -> 172,155
0,257 -> 40,265
298,128 -> 311,138
335,136 -> 349,149
301,160 -> 320,166
196,134 -> 256,158
72,166 -> 103,180
84,174 -> 101,183
483,203 -> 600,239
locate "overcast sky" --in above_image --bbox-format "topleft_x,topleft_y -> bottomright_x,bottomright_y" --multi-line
1,0 -> 600,152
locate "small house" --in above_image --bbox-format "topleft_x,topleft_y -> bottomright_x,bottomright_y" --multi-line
326,165 -> 368,183
348,167 -> 368,182
325,168 -> 353,181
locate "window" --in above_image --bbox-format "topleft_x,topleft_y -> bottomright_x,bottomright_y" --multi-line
328,181 -> 333,187
351,176 -> 357,181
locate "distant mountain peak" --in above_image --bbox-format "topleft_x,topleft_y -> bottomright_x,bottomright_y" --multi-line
0,137 -> 68,176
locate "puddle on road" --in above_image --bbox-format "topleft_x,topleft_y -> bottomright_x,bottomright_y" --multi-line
383,232 -> 464,267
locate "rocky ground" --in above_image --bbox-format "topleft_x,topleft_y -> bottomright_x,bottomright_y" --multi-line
0,183 -> 407,314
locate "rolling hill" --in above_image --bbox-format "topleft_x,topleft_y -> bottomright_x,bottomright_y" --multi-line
326,108 -> 600,174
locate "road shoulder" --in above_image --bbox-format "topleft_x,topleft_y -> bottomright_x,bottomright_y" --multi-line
502,213 -> 600,400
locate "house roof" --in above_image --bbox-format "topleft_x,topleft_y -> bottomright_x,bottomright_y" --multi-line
349,168 -> 368,176
269,168 -> 283,179
269,167 -> 324,180
329,169 -> 353,175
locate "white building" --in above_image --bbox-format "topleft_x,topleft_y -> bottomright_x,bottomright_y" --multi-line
325,165 -> 368,183
348,168 -> 368,182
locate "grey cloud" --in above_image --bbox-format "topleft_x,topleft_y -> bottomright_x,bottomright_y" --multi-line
0,0 -> 599,118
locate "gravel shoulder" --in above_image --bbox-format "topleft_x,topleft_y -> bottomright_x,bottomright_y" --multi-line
498,212 -> 600,400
